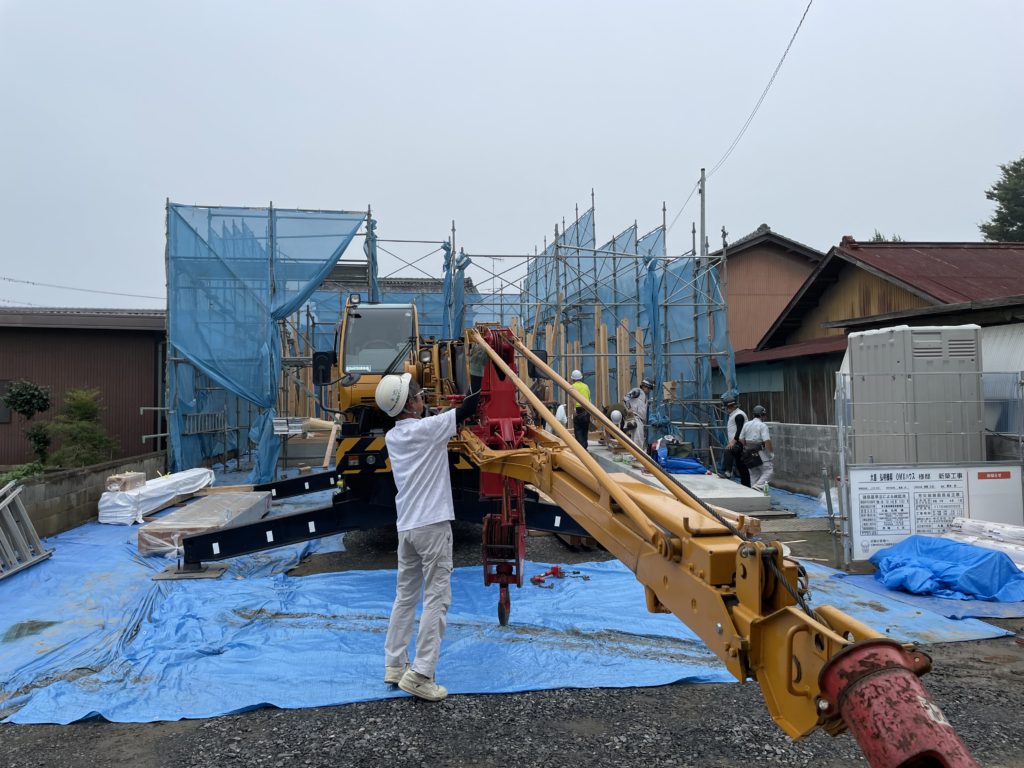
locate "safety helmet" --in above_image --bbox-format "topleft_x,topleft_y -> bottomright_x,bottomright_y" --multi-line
640,378 -> 654,390
375,372 -> 413,417
570,369 -> 583,381
753,405 -> 767,417
721,394 -> 737,407
610,409 -> 622,425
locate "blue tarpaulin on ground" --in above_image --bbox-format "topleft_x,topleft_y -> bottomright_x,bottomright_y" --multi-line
1,521 -> 730,725
1,523 -> 1009,725
801,562 -> 1011,644
833,573 -> 1024,620
870,535 -> 1024,602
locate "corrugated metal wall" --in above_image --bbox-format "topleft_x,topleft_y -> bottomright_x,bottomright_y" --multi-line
0,328 -> 163,465
790,264 -> 931,344
982,323 -> 1024,372
739,353 -> 844,425
721,245 -> 817,351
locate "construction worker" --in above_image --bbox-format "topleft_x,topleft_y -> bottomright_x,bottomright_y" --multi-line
719,395 -> 751,488
569,369 -> 591,448
376,371 -> 479,702
739,404 -> 774,493
624,377 -> 654,450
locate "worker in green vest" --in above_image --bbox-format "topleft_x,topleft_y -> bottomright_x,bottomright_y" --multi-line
569,369 -> 591,448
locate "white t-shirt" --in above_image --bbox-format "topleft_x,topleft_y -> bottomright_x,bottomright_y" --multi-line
726,407 -> 747,442
385,408 -> 458,532
739,418 -> 772,462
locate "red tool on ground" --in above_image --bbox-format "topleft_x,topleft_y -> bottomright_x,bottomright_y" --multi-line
530,565 -> 564,585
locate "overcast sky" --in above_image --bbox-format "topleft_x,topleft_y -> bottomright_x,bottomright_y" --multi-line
1,0 -> 1021,309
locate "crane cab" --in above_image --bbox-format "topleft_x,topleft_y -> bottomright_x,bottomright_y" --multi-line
335,296 -> 418,415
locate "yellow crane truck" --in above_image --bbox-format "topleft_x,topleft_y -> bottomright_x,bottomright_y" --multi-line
174,295 -> 979,768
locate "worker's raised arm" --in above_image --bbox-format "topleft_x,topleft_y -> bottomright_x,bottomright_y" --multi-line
455,391 -> 480,424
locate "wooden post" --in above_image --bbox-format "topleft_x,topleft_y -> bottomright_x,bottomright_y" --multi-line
617,319 -> 630,402
635,327 -> 645,384
322,422 -> 339,469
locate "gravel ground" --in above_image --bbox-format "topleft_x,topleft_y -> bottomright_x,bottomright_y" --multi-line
3,523 -> 1024,767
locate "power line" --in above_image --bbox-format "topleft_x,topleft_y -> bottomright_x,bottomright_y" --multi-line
0,297 -> 46,307
667,180 -> 700,233
0,275 -> 164,300
708,0 -> 814,180
667,0 -> 814,229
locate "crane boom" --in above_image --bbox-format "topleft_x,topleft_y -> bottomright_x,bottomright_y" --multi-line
462,327 -> 978,767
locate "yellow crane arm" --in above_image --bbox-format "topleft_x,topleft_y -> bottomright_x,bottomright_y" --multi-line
461,328 -> 885,740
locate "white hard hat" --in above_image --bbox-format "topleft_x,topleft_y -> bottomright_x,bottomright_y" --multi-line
570,369 -> 583,381
610,409 -> 622,425
375,372 -> 412,417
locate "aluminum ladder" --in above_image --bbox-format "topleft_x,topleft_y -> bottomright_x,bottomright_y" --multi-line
0,480 -> 53,580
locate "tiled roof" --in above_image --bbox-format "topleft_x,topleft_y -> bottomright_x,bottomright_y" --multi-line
835,239 -> 1024,303
736,334 -> 848,364
710,223 -> 824,263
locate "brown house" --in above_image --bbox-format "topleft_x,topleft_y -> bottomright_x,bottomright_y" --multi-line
0,308 -> 166,466
739,239 -> 1024,424
715,223 -> 825,352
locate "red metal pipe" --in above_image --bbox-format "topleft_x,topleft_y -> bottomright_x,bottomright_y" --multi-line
818,639 -> 979,768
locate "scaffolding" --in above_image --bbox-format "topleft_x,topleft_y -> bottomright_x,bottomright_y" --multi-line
453,193 -> 736,465
165,192 -> 735,482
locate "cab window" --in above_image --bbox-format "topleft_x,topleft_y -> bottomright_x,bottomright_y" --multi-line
343,307 -> 415,373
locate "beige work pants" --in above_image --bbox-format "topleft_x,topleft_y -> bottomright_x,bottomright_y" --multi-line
383,520 -> 453,679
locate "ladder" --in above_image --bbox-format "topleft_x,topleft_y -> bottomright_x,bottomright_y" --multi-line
0,480 -> 53,581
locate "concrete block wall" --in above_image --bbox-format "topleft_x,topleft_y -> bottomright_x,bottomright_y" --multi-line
18,452 -> 167,538
767,422 -> 839,497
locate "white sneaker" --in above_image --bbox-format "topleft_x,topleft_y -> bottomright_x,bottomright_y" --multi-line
384,664 -> 408,685
398,669 -> 448,701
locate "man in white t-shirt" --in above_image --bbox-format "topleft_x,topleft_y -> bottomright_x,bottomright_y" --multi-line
719,395 -> 750,488
376,371 -> 479,701
739,404 -> 774,493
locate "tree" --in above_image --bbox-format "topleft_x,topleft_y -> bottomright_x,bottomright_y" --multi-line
870,229 -> 904,242
1,379 -> 50,421
46,388 -> 118,468
980,155 -> 1024,242
0,379 -> 52,464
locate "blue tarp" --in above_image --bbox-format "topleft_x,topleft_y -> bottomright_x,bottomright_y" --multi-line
801,562 -> 1011,644
769,487 -> 829,519
656,450 -> 708,475
1,521 -> 730,725
833,573 -> 1024,620
2,521 -> 1008,726
870,535 -> 1024,602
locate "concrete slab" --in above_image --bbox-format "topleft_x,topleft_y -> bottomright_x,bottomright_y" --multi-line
587,444 -> 781,515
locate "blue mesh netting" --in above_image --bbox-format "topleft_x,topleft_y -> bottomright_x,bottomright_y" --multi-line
518,209 -> 736,450
167,204 -> 364,483
166,201 -> 736,481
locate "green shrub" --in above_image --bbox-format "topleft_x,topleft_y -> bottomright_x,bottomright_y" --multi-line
0,462 -> 44,487
46,388 -> 118,468
25,423 -> 51,463
1,380 -> 51,421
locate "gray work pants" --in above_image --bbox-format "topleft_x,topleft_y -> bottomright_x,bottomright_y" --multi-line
384,520 -> 453,678
749,460 -> 774,493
